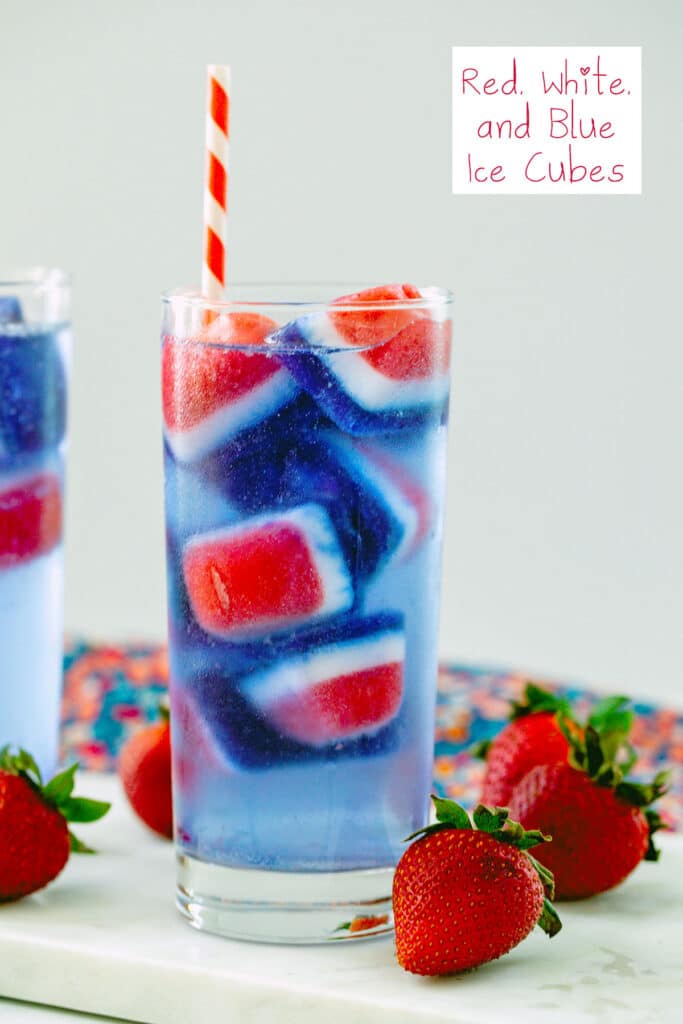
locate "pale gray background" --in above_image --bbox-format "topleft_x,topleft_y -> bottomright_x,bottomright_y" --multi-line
2,0 -> 681,703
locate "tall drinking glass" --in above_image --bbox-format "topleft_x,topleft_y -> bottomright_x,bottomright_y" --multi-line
161,284 -> 452,942
0,269 -> 70,778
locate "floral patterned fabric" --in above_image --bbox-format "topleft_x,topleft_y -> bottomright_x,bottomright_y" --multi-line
61,640 -> 683,828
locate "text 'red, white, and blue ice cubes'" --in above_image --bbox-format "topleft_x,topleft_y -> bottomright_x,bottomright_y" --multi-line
162,287 -> 451,870
0,301 -> 69,778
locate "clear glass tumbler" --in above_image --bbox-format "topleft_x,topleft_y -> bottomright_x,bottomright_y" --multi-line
161,283 -> 452,942
0,269 -> 70,778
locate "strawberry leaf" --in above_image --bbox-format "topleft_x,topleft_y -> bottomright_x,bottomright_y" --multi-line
584,726 -> 605,777
68,830 -> 96,855
476,807 -> 552,853
473,805 -> 509,832
14,748 -> 43,784
59,797 -> 111,823
599,730 -> 629,769
615,770 -> 670,808
618,741 -> 638,775
527,853 -> 556,899
644,808 -> 669,862
0,746 -> 43,785
509,683 -> 571,722
404,797 -> 473,842
433,797 -> 472,830
471,739 -> 492,760
588,696 -> 633,736
538,897 -> 562,937
43,762 -> 78,807
514,830 -> 553,852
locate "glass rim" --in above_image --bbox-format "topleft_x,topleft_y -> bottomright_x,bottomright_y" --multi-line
162,283 -> 453,314
0,267 -> 70,290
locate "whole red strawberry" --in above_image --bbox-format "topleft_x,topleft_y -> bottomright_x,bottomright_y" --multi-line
393,798 -> 561,975
0,747 -> 110,902
479,683 -> 633,807
119,707 -> 173,839
508,723 -> 668,900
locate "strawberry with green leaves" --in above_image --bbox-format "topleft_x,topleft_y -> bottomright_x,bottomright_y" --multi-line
478,682 -> 634,807
507,719 -> 669,900
393,797 -> 561,976
0,746 -> 110,902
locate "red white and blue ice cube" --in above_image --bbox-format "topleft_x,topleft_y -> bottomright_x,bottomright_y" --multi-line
222,427 -> 433,582
162,313 -> 298,463
0,471 -> 62,570
222,434 -> 397,581
178,392 -> 329,512
353,441 -> 433,561
273,284 -> 451,435
182,503 -> 353,639
186,612 -> 404,767
239,612 -> 405,747
0,329 -> 67,466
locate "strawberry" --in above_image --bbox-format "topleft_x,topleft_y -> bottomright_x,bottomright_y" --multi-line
0,747 -> 110,902
478,682 -> 634,807
393,797 -> 561,975
119,705 -> 173,839
507,720 -> 669,900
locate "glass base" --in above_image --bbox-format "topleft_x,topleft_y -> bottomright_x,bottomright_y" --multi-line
176,852 -> 395,944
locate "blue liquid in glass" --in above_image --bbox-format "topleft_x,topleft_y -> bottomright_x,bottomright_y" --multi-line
0,319 -> 69,778
164,320 -> 449,873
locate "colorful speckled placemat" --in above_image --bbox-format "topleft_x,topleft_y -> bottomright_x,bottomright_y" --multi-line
61,640 -> 683,828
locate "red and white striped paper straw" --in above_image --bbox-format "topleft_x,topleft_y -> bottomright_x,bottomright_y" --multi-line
202,64 -> 230,299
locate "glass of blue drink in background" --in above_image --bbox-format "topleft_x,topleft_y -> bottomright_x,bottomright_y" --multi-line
0,270 -> 70,778
161,283 -> 452,942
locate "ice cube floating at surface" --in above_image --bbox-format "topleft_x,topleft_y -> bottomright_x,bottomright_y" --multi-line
161,312 -> 298,463
272,284 -> 451,435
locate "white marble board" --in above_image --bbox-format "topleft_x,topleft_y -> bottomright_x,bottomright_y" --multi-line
0,774 -> 681,1024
